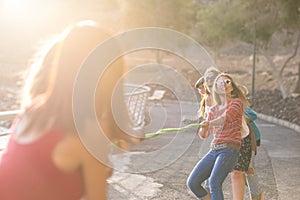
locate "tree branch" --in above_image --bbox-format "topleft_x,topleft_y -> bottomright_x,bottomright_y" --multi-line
259,49 -> 288,98
280,31 -> 300,76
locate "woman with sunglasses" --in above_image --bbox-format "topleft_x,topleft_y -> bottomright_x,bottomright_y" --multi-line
187,73 -> 249,200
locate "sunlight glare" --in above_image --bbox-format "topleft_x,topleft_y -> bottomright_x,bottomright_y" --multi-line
2,0 -> 30,18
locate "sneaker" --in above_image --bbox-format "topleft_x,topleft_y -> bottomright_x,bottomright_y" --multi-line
251,191 -> 264,200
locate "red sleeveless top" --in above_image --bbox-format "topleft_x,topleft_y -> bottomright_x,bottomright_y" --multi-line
0,128 -> 84,200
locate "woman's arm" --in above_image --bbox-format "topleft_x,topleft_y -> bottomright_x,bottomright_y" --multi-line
244,106 -> 257,121
223,99 -> 243,123
198,115 -> 225,139
208,116 -> 224,126
79,141 -> 109,200
198,121 -> 209,139
81,153 -> 108,200
53,136 -> 109,200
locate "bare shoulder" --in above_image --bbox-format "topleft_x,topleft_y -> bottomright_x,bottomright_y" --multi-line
53,134 -> 110,166
52,135 -> 84,173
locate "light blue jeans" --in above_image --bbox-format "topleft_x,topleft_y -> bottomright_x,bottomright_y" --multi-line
187,147 -> 239,200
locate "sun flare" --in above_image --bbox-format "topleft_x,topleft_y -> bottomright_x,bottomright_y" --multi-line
1,0 -> 30,18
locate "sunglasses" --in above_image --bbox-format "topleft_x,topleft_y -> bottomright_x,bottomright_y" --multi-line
205,77 -> 215,81
224,79 -> 231,84
216,79 -> 232,86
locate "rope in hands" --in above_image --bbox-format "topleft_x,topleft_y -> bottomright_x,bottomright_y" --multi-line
144,123 -> 204,139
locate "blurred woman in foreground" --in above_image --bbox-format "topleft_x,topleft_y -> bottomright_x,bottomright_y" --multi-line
0,20 -> 138,200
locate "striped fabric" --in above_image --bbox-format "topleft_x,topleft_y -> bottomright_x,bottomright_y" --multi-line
208,98 -> 243,146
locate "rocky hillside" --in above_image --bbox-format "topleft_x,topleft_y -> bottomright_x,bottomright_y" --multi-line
252,90 -> 300,126
0,49 -> 299,129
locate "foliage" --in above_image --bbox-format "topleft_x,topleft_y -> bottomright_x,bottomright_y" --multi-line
195,0 -> 300,48
118,0 -> 300,97
119,0 -> 198,34
194,0 -> 300,98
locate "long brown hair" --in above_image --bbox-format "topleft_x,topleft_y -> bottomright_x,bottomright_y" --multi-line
18,21 -> 132,144
212,73 -> 250,106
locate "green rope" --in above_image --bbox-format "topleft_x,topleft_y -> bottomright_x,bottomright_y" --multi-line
145,123 -> 203,139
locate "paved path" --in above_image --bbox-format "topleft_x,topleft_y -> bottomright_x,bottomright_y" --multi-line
108,101 -> 300,200
0,101 -> 299,199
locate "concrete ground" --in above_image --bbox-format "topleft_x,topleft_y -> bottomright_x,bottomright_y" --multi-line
108,101 -> 300,200
0,101 -> 298,199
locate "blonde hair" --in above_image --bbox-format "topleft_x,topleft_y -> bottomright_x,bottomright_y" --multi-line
204,66 -> 220,79
238,84 -> 249,96
195,76 -> 205,88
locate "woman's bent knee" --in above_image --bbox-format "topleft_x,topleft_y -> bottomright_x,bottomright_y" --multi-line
209,177 -> 222,191
231,170 -> 244,178
186,176 -> 197,191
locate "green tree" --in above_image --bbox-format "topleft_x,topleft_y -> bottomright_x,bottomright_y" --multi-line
195,0 -> 300,98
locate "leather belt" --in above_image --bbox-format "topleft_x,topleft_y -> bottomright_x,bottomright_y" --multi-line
211,142 -> 240,151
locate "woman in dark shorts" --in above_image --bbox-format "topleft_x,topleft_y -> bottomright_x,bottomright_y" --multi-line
234,134 -> 252,171
231,117 -> 252,200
